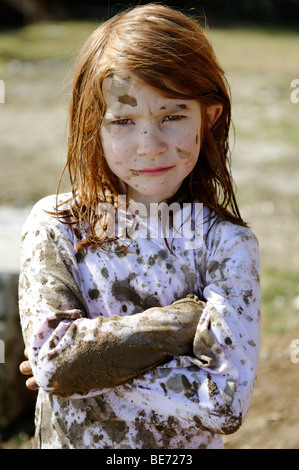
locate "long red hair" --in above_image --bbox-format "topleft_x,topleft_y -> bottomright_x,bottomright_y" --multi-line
56,3 -> 247,248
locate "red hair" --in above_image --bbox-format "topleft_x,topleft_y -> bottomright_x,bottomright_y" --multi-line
56,3 -> 246,248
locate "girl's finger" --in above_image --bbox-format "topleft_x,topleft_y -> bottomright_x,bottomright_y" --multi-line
19,360 -> 32,375
26,376 -> 39,391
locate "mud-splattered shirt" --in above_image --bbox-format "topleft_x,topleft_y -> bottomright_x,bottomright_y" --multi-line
18,194 -> 260,449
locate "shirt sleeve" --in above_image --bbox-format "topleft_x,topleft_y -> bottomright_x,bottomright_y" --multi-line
109,219 -> 261,435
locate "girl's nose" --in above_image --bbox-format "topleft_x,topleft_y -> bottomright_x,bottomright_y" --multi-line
136,127 -> 167,157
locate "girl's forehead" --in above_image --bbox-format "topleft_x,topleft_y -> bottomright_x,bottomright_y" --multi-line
103,74 -> 134,100
102,74 -> 194,110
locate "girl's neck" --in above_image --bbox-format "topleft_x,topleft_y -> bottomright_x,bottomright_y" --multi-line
127,185 -> 182,211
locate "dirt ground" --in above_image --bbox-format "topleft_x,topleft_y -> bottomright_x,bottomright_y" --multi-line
1,25 -> 299,449
224,327 -> 299,449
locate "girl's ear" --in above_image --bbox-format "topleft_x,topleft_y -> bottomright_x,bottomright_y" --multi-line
206,104 -> 223,128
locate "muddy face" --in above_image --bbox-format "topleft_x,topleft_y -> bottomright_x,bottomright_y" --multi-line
176,147 -> 191,159
100,73 -> 202,206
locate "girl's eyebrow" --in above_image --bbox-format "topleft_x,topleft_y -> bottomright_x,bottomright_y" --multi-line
160,104 -> 191,112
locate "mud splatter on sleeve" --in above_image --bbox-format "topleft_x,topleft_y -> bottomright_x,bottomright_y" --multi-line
19,197 -> 260,448
18,197 -> 204,397
102,219 -> 261,436
199,221 -> 261,433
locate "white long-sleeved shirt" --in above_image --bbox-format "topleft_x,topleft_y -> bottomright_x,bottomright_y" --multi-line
18,194 -> 260,449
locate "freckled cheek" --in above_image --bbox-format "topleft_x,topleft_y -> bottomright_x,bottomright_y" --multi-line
174,141 -> 200,164
181,157 -> 198,176
106,151 -> 134,180
179,145 -> 199,175
175,129 -> 201,156
103,140 -> 130,162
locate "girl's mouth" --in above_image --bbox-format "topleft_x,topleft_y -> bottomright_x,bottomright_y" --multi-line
132,166 -> 175,176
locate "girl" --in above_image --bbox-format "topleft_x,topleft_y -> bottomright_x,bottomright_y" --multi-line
19,4 -> 260,449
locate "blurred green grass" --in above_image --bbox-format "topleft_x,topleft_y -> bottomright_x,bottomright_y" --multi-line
0,21 -> 99,66
0,21 -> 299,335
1,21 -> 298,75
261,267 -> 299,334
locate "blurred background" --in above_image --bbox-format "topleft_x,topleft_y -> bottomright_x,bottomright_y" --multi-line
0,0 -> 298,449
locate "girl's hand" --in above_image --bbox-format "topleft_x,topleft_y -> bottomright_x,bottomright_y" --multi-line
19,349 -> 39,391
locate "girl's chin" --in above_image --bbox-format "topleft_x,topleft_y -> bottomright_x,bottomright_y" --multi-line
127,185 -> 181,205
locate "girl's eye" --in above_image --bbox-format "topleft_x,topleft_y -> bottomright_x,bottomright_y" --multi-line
111,119 -> 133,126
163,115 -> 185,122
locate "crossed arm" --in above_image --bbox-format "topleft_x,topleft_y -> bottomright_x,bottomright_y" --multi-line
19,199 -> 260,434
19,292 -> 205,396
19,295 -> 205,393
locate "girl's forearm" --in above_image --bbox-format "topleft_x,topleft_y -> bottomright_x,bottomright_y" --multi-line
29,297 -> 205,397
